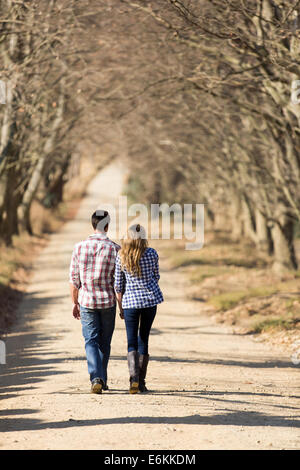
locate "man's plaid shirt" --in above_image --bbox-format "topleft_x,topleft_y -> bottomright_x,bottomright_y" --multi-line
69,232 -> 120,309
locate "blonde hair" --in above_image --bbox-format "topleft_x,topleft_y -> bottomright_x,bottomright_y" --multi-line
120,224 -> 148,277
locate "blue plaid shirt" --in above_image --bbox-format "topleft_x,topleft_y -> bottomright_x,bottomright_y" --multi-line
114,247 -> 164,309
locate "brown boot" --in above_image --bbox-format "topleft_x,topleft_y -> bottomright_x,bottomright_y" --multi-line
139,354 -> 150,393
127,350 -> 139,394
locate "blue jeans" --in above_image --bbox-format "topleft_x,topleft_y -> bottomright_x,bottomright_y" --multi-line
80,305 -> 116,383
123,306 -> 157,355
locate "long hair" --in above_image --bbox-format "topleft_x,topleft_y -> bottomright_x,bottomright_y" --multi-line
120,224 -> 148,277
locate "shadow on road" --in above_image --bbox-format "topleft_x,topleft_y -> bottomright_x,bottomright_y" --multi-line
1,410 -> 299,433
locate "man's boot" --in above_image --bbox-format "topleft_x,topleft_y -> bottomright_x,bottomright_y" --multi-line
139,354 -> 150,393
127,350 -> 139,394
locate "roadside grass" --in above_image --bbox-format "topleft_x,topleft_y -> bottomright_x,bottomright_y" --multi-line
250,296 -> 300,334
252,316 -> 300,334
0,165 -> 92,335
156,231 -> 300,338
208,286 -> 278,311
0,234 -> 38,286
189,265 -> 231,283
0,233 -> 46,334
0,195 -> 82,288
164,234 -> 269,270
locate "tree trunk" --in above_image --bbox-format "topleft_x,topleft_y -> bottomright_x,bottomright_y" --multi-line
241,197 -> 256,243
255,208 -> 273,254
17,87 -> 65,234
0,80 -> 19,245
17,153 -> 44,234
204,204 -> 215,230
0,166 -> 21,245
43,153 -> 71,208
271,214 -> 298,274
230,194 -> 244,241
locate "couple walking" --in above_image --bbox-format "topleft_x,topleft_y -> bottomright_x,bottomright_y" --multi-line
69,210 -> 164,394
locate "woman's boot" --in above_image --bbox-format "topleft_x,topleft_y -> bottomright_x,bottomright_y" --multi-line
139,354 -> 150,393
127,350 -> 139,394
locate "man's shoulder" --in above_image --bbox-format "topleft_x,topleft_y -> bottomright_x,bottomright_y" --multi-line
72,239 -> 87,252
72,237 -> 99,253
106,238 -> 121,251
72,237 -> 120,253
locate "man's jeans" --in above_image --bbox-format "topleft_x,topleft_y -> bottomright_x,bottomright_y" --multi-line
80,305 -> 116,384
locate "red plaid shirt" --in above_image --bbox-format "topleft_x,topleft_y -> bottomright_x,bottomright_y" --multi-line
69,232 -> 120,309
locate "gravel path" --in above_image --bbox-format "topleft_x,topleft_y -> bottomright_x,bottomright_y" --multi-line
0,161 -> 299,450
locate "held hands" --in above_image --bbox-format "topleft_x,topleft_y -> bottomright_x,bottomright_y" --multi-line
116,292 -> 124,320
119,307 -> 124,320
72,301 -> 122,320
72,303 -> 80,320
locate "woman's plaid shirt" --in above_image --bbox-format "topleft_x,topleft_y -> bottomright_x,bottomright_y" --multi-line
69,233 -> 120,309
114,247 -> 164,309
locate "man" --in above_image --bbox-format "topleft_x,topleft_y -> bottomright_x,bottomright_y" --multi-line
69,210 -> 120,394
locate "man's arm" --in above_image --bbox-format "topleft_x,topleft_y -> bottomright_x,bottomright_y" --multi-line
70,284 -> 80,319
69,247 -> 81,319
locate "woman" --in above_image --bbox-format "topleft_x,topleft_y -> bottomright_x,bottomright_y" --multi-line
114,224 -> 164,394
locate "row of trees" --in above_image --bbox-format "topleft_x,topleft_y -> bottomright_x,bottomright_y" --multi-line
0,1 -> 78,244
0,0 -> 118,246
94,0 -> 300,274
1,1 -> 300,274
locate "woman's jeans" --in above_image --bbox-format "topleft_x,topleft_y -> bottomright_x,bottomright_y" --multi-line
123,306 -> 157,355
80,305 -> 116,383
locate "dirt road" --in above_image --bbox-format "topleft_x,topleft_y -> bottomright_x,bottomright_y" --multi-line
0,161 -> 299,450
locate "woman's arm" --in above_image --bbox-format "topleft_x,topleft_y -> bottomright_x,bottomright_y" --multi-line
114,254 -> 125,319
153,250 -> 160,281
116,292 -> 124,319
